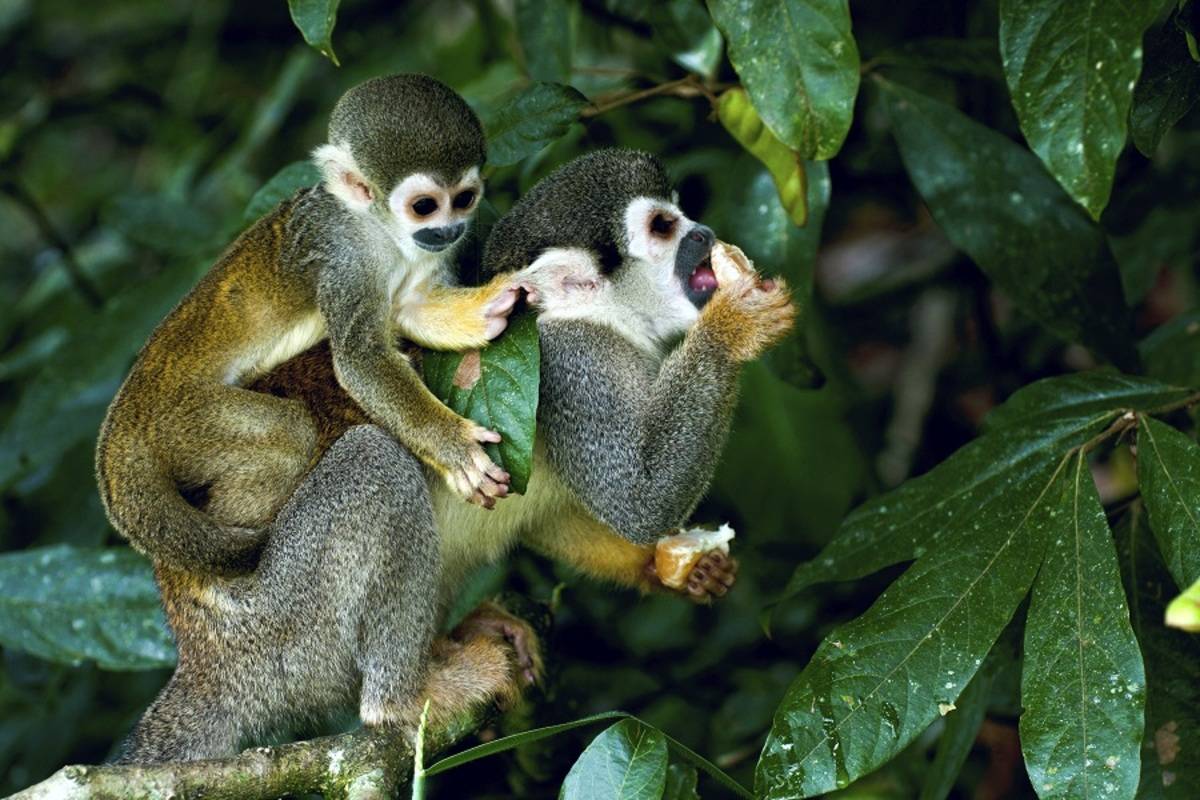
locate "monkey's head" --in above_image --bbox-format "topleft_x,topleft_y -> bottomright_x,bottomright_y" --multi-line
314,74 -> 486,260
484,149 -> 718,339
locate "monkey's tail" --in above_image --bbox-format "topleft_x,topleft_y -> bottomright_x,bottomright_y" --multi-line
98,449 -> 265,575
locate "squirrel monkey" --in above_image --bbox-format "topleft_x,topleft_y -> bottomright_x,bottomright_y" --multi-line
96,74 -> 520,577
118,149 -> 792,764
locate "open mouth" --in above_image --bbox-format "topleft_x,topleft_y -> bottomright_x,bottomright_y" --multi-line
686,250 -> 718,297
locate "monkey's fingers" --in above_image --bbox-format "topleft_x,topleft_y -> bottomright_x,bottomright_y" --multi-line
473,427 -> 502,445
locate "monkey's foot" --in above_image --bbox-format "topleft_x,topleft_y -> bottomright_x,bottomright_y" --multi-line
682,551 -> 738,603
444,423 -> 511,508
451,601 -> 542,687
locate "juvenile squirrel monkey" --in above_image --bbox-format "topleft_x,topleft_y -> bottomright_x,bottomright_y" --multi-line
96,74 -> 519,577
119,149 -> 791,764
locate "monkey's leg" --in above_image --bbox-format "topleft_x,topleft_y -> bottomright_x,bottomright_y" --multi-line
521,512 -> 659,592
170,384 -> 320,529
395,277 -> 522,350
117,668 -> 244,764
417,625 -> 534,730
254,424 -> 443,733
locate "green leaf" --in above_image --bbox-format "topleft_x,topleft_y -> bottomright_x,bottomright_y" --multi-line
999,0 -> 1159,218
0,546 -> 175,670
425,711 -> 630,776
1138,415 -> 1200,589
1133,17 -> 1200,156
243,160 -> 319,223
1140,311 -> 1200,388
287,0 -> 341,65
663,763 -> 700,800
560,718 -> 668,800
879,79 -> 1137,369
483,83 -> 587,168
515,0 -> 574,83
755,455 -> 1066,798
983,372 -> 1189,431
102,193 -> 223,257
1019,452 -> 1144,800
1117,507 -> 1200,799
707,0 -> 860,159
423,312 -> 540,494
918,662 -> 994,800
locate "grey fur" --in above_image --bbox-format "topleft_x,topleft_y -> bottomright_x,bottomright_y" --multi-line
330,74 -> 485,189
536,319 -> 739,544
120,425 -> 439,763
483,149 -> 672,274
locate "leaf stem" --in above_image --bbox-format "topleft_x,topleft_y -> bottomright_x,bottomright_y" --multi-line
581,75 -> 726,118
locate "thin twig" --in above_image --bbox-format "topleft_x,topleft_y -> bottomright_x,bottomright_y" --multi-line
1,177 -> 104,308
581,75 -> 724,118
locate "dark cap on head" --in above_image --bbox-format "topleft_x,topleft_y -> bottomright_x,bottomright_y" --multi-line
328,74 -> 486,190
483,149 -> 674,275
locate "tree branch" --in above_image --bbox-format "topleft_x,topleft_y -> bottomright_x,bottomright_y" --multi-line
12,707 -> 489,800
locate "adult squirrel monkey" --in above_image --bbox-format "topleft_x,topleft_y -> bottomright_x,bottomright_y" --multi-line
96,74 -> 520,577
119,149 -> 792,764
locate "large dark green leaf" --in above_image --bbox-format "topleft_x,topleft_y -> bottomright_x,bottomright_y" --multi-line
560,718 -> 668,800
0,546 -> 175,670
1116,507 -> 1200,799
1132,17 -> 1200,156
243,160 -> 319,223
755,455 -> 1067,798
423,311 -> 540,493
515,0 -> 574,83
1137,415 -> 1200,589
880,79 -> 1136,368
707,0 -> 860,159
999,0 -> 1159,218
871,37 -> 1003,81
287,0 -> 340,65
1019,452 -> 1144,800
483,83 -> 587,168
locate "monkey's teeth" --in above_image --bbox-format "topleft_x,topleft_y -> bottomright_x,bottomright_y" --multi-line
688,263 -> 719,293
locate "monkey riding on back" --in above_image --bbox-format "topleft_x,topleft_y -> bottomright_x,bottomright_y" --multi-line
96,74 -> 522,579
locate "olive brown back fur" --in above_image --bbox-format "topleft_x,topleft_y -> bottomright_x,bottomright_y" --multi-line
329,74 -> 486,188
483,149 -> 673,274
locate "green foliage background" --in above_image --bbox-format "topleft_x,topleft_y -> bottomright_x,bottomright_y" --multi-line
1,0 -> 1199,797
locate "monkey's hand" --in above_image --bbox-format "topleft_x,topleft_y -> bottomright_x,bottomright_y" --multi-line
480,279 -> 523,341
701,273 -> 795,362
440,421 -> 511,508
645,550 -> 739,603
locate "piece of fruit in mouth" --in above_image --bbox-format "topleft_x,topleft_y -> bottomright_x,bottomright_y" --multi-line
688,252 -> 719,293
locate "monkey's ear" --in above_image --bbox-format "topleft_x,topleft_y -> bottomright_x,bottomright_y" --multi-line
313,143 -> 374,211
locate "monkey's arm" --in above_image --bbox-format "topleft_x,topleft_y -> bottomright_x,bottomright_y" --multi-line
395,278 -> 520,351
316,259 -> 508,502
536,317 -> 741,545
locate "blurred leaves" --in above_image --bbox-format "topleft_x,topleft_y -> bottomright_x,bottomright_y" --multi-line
483,82 -> 588,168
243,161 -> 319,223
708,0 -> 860,159
424,312 -> 540,493
516,0 -> 574,83
1132,15 -> 1200,156
0,546 -> 174,670
880,78 -> 1137,369
288,0 -> 341,65
999,0 -> 1158,218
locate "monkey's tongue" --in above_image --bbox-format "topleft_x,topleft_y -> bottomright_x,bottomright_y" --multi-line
689,264 -> 718,293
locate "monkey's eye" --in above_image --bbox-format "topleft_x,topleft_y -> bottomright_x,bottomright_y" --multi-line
412,197 -> 438,217
650,213 -> 676,237
452,189 -> 477,210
